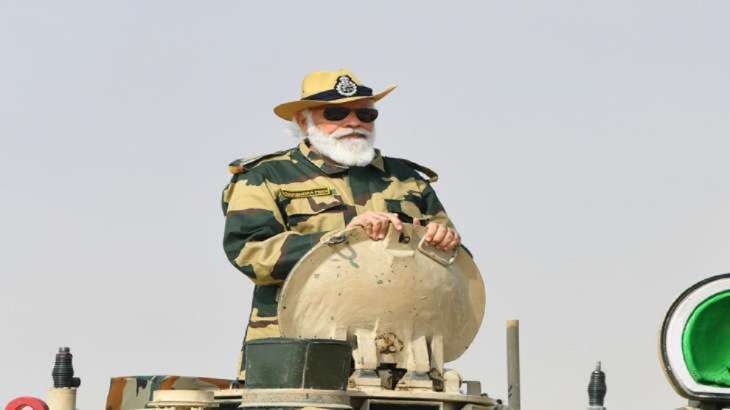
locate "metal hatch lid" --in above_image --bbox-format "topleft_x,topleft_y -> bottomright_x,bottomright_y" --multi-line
278,224 -> 486,365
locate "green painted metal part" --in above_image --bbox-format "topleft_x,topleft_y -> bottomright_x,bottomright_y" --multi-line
682,290 -> 730,387
244,338 -> 352,390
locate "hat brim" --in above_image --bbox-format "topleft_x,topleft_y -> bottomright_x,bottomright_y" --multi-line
273,85 -> 396,121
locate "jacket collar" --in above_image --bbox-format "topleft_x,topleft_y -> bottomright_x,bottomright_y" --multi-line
297,140 -> 385,175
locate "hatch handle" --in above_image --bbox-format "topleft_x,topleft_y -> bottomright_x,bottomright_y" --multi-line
417,236 -> 458,266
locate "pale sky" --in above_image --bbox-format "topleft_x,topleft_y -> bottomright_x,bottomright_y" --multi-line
2,1 -> 730,409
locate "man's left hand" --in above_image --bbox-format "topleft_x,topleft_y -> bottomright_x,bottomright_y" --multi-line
415,219 -> 461,251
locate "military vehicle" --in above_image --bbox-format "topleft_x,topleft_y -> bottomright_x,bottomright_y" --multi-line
4,226 -> 730,410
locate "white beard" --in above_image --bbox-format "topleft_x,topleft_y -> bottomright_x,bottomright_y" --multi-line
289,110 -> 376,167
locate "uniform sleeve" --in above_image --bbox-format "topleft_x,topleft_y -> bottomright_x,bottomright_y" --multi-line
221,172 -> 325,285
415,178 -> 455,229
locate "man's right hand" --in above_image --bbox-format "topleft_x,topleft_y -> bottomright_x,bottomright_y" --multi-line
346,211 -> 403,240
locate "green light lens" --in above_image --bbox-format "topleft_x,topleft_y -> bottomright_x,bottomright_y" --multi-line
682,290 -> 730,387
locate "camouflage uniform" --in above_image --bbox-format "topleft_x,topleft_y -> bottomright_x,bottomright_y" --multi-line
222,141 -> 454,378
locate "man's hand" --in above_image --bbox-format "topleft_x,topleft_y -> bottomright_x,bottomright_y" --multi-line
415,219 -> 461,251
347,211 -> 403,240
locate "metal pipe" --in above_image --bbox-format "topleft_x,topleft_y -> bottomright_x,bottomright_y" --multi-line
507,320 -> 521,410
47,388 -> 76,410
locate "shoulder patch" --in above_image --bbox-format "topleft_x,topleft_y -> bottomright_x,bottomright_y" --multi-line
228,149 -> 290,175
391,158 -> 439,183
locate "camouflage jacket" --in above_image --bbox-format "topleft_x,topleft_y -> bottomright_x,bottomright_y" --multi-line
221,141 -> 453,376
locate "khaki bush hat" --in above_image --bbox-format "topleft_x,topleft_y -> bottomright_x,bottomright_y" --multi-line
274,68 -> 396,121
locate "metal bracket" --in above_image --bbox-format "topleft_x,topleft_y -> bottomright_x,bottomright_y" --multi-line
325,233 -> 348,246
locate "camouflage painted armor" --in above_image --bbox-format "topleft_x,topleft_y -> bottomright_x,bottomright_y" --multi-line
221,141 -> 453,378
105,375 -> 233,410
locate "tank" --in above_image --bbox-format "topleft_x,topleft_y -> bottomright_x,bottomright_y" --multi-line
7,227 -> 730,410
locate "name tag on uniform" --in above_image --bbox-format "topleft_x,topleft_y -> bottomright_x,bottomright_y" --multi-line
280,187 -> 333,199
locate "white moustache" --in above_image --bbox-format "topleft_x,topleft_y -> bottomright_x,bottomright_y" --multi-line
330,127 -> 373,139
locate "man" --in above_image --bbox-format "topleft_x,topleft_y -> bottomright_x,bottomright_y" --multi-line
221,69 -> 460,379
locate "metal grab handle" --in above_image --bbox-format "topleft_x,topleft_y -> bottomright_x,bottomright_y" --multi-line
417,235 -> 458,266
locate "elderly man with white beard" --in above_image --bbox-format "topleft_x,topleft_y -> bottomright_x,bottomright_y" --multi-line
221,69 -> 460,379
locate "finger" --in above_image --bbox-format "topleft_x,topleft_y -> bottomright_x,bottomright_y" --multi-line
431,224 -> 448,245
445,234 -> 460,251
365,216 -> 383,240
371,218 -> 385,239
364,221 -> 374,238
378,215 -> 392,238
446,228 -> 461,251
425,223 -> 438,241
439,230 -> 455,250
384,213 -> 403,231
437,230 -> 454,250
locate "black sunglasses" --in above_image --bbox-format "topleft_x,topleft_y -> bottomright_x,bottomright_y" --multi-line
322,106 -> 379,123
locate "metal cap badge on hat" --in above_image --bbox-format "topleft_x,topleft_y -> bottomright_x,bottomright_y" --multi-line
274,69 -> 396,121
